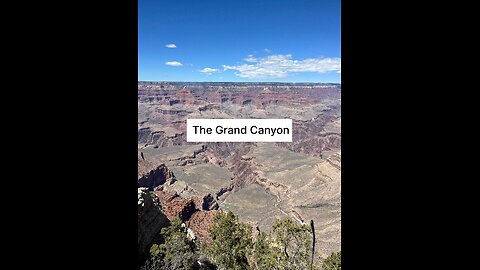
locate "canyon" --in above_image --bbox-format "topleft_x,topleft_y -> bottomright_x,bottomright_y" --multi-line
137,81 -> 341,260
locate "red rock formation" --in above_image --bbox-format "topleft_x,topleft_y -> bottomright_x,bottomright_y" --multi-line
186,210 -> 218,244
151,187 -> 220,244
154,190 -> 196,221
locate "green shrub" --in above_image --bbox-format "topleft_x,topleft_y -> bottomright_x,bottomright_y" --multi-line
139,212 -> 334,270
322,251 -> 341,270
254,218 -> 312,270
205,211 -> 253,270
143,218 -> 198,270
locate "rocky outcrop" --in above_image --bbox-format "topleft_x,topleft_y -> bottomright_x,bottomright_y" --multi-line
138,186 -> 219,262
186,211 -> 217,244
138,164 -> 176,191
152,188 -> 220,244
137,127 -> 186,147
154,189 -> 197,221
153,189 -> 220,219
138,188 -> 169,260
201,193 -> 219,210
192,193 -> 219,211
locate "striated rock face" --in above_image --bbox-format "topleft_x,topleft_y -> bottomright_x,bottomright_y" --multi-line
138,81 -> 340,108
138,164 -> 176,191
138,82 -> 341,154
138,188 -> 169,260
276,114 -> 341,157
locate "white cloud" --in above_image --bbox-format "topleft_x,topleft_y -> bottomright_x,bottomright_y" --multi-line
199,67 -> 220,75
165,61 -> 183,67
165,44 -> 177,48
222,54 -> 341,79
244,55 -> 258,62
264,48 -> 272,53
199,67 -> 219,73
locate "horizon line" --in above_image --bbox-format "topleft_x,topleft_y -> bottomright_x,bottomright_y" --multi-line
138,80 -> 341,84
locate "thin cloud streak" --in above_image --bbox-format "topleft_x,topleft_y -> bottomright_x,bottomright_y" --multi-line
165,61 -> 183,66
223,54 -> 341,79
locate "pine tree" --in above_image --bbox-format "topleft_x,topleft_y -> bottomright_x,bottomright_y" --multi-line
205,211 -> 253,270
147,218 -> 198,270
254,218 -> 312,270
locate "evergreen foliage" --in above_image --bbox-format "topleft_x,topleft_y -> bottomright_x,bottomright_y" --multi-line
254,218 -> 312,270
205,211 -> 253,270
139,211 -> 340,270
322,251 -> 341,270
142,218 -> 198,270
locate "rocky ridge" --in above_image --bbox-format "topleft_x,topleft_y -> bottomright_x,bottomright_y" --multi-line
138,161 -> 220,253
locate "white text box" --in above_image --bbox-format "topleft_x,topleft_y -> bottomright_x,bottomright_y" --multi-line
187,119 -> 292,142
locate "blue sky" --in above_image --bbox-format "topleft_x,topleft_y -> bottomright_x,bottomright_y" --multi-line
138,0 -> 341,83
